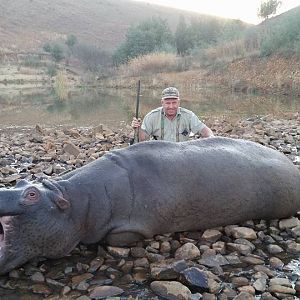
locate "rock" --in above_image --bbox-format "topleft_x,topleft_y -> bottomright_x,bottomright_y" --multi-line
233,291 -> 255,300
134,258 -> 149,268
174,242 -> 200,260
269,257 -> 284,269
63,142 -> 80,157
240,256 -> 264,265
231,227 -> 257,240
180,267 -> 209,289
201,229 -> 222,243
279,217 -> 300,229
30,271 -> 45,282
231,277 -> 249,287
253,277 -> 267,292
269,278 -> 292,287
71,273 -> 94,286
150,259 -> 188,280
266,244 -> 284,254
286,242 -> 300,254
151,281 -> 192,300
107,246 -> 130,258
227,243 -> 253,255
199,254 -> 229,267
89,285 -> 124,299
268,285 -> 296,295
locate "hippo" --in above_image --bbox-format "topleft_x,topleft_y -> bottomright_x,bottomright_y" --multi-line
0,137 -> 299,274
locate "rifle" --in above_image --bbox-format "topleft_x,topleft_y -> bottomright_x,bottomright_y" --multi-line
131,80 -> 141,145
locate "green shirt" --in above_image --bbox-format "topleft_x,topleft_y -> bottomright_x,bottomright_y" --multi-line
141,107 -> 206,142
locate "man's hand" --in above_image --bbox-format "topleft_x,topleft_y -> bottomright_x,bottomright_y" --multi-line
131,117 -> 142,129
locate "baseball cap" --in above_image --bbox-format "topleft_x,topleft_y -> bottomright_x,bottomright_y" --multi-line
162,87 -> 180,100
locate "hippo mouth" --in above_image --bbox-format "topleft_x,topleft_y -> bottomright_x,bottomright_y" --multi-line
0,216 -> 13,256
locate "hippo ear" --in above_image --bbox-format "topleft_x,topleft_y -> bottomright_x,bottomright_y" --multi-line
53,196 -> 70,210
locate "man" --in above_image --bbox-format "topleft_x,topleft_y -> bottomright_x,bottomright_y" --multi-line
131,86 -> 214,142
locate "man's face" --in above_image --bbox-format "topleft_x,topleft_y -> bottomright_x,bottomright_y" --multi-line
161,98 -> 180,118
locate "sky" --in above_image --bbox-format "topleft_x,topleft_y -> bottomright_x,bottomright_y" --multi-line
133,0 -> 300,24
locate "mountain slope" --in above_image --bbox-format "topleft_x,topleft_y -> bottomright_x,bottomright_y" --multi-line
0,0 -> 247,52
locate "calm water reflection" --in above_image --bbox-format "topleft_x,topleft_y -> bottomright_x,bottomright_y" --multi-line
0,87 -> 299,127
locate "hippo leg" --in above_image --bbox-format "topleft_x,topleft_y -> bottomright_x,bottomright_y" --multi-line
105,232 -> 145,246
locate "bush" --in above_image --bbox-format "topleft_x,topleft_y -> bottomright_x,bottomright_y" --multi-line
73,43 -> 112,72
51,44 -> 64,62
23,56 -> 43,68
46,64 -> 57,77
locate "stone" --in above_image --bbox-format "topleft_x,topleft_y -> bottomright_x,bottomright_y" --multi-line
150,259 -> 188,280
269,257 -> 284,269
89,286 -> 124,299
63,142 -> 80,157
107,246 -> 130,258
266,244 -> 284,254
180,267 -> 209,289
174,243 -> 200,260
286,242 -> 300,254
279,217 -> 300,230
253,277 -> 267,292
231,227 -> 257,240
268,285 -> 296,295
201,229 -> 222,243
199,254 -> 229,267
151,281 -> 191,300
233,291 -> 255,300
269,278 -> 292,287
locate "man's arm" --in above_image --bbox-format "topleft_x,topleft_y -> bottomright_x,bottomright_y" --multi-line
131,117 -> 150,142
200,126 -> 214,138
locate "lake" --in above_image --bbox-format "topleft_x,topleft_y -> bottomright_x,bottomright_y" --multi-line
0,86 -> 299,128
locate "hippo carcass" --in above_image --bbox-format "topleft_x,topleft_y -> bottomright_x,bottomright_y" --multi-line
0,137 -> 299,274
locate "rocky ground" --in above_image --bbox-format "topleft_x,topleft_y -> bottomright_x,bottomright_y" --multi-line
0,113 -> 300,300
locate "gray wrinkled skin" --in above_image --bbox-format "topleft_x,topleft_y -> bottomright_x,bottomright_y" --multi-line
0,137 -> 299,274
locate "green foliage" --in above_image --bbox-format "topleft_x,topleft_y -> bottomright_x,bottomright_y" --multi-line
113,17 -> 173,65
175,15 -> 193,55
51,44 -> 64,62
260,11 -> 300,56
23,56 -> 43,68
66,34 -> 77,49
258,0 -> 282,20
43,43 -> 52,53
46,63 -> 57,77
73,43 -> 112,72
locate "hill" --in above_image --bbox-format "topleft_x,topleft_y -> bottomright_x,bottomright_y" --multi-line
0,0 -> 243,52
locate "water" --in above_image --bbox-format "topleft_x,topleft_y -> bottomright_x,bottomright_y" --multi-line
0,86 -> 299,127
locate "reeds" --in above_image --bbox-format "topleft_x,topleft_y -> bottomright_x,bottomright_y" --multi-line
54,70 -> 69,101
118,52 -> 186,77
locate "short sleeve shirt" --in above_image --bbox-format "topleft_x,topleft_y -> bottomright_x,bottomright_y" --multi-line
141,107 -> 206,142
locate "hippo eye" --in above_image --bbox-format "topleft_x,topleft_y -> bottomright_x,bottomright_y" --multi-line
22,188 -> 40,205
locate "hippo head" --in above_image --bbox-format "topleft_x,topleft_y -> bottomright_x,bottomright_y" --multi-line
0,179 -> 77,274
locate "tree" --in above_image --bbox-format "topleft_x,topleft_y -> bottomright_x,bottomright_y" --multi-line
258,0 -> 282,20
175,15 -> 193,56
113,17 -> 173,65
66,34 -> 77,50
51,44 -> 64,62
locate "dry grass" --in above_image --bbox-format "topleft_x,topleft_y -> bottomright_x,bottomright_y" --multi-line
118,52 -> 189,77
54,70 -> 69,101
195,36 -> 262,67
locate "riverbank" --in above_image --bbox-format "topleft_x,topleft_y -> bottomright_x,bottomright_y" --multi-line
0,114 -> 299,299
98,55 -> 300,97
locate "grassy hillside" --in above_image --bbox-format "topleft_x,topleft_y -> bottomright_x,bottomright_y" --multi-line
0,0 -> 238,52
